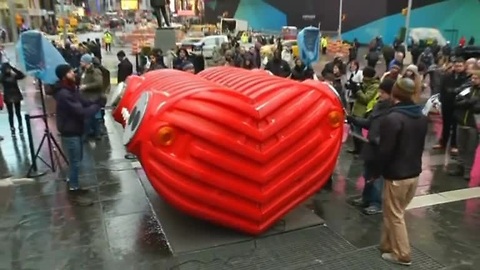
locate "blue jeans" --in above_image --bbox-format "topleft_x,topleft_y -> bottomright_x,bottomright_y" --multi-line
85,112 -> 101,137
61,136 -> 83,189
362,166 -> 384,208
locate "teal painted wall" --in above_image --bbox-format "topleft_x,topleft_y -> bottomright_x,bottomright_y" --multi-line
343,0 -> 480,44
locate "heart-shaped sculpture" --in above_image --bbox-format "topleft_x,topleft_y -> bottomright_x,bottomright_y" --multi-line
110,69 -> 196,126
123,68 -> 344,235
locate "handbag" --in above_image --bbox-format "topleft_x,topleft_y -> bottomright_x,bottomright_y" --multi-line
0,93 -> 3,110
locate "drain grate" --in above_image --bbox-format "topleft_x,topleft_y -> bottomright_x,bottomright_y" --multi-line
303,246 -> 445,270
177,226 -> 357,270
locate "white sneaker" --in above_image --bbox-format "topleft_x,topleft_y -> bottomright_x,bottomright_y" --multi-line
381,253 -> 412,266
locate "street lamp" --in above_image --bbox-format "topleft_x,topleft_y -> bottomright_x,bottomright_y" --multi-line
337,0 -> 343,40
6,0 -> 18,42
403,0 -> 413,46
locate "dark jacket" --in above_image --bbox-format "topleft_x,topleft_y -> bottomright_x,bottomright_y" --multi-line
454,84 -> 480,127
265,58 -> 291,78
375,102 -> 428,180
0,63 -> 25,103
349,100 -> 391,177
440,71 -> 469,107
117,57 -> 133,83
53,80 -> 100,137
426,65 -> 444,95
291,64 -> 314,81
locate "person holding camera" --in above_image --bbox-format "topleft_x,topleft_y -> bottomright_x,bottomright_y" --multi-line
349,66 -> 380,155
345,60 -> 363,112
449,69 -> 480,179
0,63 -> 26,137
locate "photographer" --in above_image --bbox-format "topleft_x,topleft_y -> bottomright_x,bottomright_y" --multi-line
345,60 -> 363,112
349,66 -> 380,155
449,70 -> 480,179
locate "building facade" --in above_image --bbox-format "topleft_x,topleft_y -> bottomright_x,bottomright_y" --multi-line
203,0 -> 480,44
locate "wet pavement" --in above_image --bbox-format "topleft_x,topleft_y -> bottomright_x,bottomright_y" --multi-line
0,36 -> 479,269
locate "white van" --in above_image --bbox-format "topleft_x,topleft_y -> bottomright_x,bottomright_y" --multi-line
192,35 -> 229,59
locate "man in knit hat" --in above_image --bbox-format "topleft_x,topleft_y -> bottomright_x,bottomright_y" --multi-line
374,78 -> 428,266
347,78 -> 396,215
79,53 -> 103,140
52,64 -> 102,201
449,69 -> 480,179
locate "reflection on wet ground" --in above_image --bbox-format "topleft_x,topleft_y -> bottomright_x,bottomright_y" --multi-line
0,98 -> 479,269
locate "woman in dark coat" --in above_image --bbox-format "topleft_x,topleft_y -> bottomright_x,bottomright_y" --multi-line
0,63 -> 25,136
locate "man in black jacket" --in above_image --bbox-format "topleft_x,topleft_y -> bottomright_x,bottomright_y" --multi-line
117,50 -> 133,83
433,58 -> 469,153
346,78 -> 396,215
375,78 -> 428,266
449,70 -> 480,179
53,64 -> 102,197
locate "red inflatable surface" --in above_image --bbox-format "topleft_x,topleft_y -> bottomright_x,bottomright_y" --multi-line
120,68 -> 344,235
111,69 -> 195,126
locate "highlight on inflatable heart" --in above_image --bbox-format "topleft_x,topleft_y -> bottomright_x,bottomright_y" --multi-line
108,69 -> 196,127
122,67 -> 344,235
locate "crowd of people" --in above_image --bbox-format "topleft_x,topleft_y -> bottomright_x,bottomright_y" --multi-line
0,31 -> 479,266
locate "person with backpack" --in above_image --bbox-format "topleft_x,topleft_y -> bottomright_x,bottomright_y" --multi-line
79,54 -> 104,141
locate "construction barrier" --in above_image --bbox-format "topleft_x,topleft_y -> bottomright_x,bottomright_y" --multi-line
326,40 -> 351,56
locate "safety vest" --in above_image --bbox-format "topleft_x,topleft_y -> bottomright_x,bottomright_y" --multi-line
321,37 -> 327,48
366,92 -> 380,113
104,33 -> 112,43
241,33 -> 248,43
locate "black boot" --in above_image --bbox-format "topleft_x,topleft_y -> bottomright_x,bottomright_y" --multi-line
448,164 -> 464,177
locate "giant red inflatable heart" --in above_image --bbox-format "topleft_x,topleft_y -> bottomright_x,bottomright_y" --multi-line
122,68 -> 344,235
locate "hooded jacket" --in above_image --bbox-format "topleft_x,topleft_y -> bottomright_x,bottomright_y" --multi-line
52,80 -> 100,137
375,102 -> 428,180
349,99 -> 391,177
454,84 -> 480,127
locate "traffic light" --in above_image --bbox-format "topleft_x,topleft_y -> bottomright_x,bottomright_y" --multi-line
402,8 -> 408,16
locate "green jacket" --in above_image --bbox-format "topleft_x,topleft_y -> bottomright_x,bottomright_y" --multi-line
80,66 -> 104,102
352,77 -> 379,117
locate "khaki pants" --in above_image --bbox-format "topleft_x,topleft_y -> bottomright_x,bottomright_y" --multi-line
380,177 -> 418,262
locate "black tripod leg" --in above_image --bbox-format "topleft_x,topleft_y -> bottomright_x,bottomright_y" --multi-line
27,133 -> 49,177
49,133 -> 68,165
45,130 -> 55,172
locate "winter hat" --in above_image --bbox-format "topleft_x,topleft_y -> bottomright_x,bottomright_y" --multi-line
363,66 -> 376,78
55,64 -> 73,80
379,78 -> 396,94
392,78 -> 416,102
405,64 -> 419,74
80,54 -> 93,64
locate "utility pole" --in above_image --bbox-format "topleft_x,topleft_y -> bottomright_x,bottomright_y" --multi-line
337,0 -> 343,40
403,0 -> 413,46
61,0 -> 68,44
7,0 -> 18,42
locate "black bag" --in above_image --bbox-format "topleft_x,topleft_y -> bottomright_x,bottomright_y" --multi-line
96,65 -> 111,94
